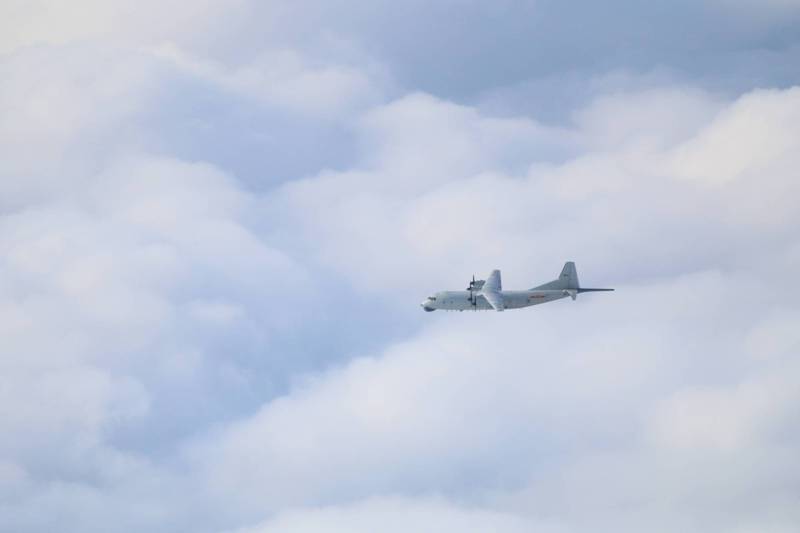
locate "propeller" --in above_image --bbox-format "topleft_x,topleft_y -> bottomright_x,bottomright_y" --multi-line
467,275 -> 478,307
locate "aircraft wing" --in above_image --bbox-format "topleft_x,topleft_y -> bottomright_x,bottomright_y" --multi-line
482,288 -> 505,312
481,291 -> 506,311
484,270 -> 502,292
481,270 -> 504,311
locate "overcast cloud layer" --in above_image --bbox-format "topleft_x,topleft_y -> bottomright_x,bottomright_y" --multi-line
1,2 -> 800,532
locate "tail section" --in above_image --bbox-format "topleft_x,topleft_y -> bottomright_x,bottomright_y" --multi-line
531,262 -> 614,299
532,261 -> 579,290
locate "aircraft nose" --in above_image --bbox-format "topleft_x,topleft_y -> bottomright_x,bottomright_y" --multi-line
420,300 -> 436,312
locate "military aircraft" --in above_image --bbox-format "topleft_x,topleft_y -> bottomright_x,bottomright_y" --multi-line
420,262 -> 612,312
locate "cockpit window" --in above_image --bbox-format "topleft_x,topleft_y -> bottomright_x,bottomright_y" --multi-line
427,296 -> 436,301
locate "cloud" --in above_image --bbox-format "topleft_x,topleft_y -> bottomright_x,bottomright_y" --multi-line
5,1 -> 800,105
647,371 -> 800,452
230,497 -> 560,533
1,3 -> 799,533
148,43 -> 386,120
265,86 -> 800,299
0,151 -> 312,525
0,0 -> 250,55
186,85 -> 800,531
194,268 -> 800,532
669,88 -> 800,184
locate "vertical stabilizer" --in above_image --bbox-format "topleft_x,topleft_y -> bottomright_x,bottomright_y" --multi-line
531,261 -> 580,290
559,261 -> 579,289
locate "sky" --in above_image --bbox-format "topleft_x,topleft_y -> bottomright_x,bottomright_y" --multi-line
1,1 -> 800,532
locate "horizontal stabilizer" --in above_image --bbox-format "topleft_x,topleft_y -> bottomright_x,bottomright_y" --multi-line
577,288 -> 614,293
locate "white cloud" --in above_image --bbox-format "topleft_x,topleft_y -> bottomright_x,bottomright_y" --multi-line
149,43 -> 386,119
1,4 -> 799,532
0,45 -> 162,206
669,88 -> 800,184
265,86 -> 800,299
572,87 -> 724,150
231,497 -> 560,533
184,85 -> 800,531
0,0 -> 249,55
0,151 -> 313,531
647,370 -> 800,452
192,268 -> 800,531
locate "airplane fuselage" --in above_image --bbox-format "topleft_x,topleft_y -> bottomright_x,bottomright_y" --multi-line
421,263 -> 612,312
422,289 -> 568,312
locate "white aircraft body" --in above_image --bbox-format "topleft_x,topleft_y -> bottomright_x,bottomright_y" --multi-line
421,262 -> 612,312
